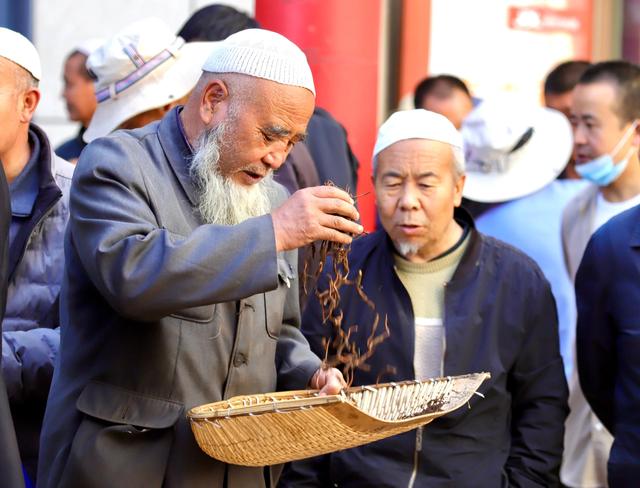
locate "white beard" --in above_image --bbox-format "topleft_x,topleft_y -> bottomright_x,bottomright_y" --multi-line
395,241 -> 422,259
189,123 -> 274,225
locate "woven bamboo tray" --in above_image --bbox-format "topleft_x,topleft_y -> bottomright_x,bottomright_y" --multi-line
187,372 -> 490,466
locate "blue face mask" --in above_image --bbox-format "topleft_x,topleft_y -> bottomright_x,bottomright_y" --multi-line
575,121 -> 639,186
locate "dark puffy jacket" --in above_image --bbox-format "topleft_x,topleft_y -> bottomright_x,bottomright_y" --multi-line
282,209 -> 569,488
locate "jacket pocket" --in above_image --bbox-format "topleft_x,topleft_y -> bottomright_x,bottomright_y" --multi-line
265,257 -> 295,339
58,381 -> 183,488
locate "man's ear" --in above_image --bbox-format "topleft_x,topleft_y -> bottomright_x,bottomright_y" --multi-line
453,173 -> 466,207
200,79 -> 229,126
19,88 -> 40,124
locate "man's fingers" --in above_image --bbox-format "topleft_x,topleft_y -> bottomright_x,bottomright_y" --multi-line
319,214 -> 363,237
316,197 -> 360,222
308,185 -> 355,204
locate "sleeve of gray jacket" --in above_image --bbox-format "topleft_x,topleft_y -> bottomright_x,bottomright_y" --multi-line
2,327 -> 59,405
275,249 -> 322,391
70,135 -> 280,322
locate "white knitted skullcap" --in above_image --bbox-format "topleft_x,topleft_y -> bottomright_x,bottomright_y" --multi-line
202,28 -> 315,95
373,109 -> 463,159
0,27 -> 41,81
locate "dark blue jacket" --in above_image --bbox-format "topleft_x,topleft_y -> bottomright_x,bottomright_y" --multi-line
576,204 -> 640,488
282,210 -> 568,487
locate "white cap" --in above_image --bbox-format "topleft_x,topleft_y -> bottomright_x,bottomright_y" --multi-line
461,99 -> 573,203
0,27 -> 41,81
202,28 -> 315,95
373,109 -> 463,159
84,17 -> 215,142
74,38 -> 105,57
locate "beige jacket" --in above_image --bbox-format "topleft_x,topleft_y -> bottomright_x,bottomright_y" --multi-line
560,184 -> 613,488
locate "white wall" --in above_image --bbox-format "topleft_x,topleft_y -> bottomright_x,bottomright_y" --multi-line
32,0 -> 254,147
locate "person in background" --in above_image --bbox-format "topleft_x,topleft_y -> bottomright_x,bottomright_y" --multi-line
82,18 -> 214,144
462,99 -> 587,381
0,164 -> 24,488
575,202 -> 640,487
282,109 -> 568,488
561,60 -> 640,488
38,28 -> 360,488
413,74 -> 474,130
544,60 -> 592,179
177,3 -> 258,42
55,38 -> 104,163
0,27 -> 75,485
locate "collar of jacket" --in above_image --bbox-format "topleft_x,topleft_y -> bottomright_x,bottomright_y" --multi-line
8,124 -> 63,279
157,106 -> 199,207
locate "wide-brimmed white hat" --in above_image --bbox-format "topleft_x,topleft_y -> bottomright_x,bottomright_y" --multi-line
84,18 -> 215,142
0,27 -> 41,81
461,99 -> 572,203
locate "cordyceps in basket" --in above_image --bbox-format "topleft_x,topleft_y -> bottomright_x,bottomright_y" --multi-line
302,182 -> 391,387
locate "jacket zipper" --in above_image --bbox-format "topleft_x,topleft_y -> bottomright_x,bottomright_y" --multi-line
407,426 -> 423,488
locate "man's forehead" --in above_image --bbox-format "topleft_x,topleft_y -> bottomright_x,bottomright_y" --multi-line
378,139 -> 453,169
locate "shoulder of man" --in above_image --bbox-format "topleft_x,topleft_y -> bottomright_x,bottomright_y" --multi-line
476,231 -> 549,284
561,182 -> 599,225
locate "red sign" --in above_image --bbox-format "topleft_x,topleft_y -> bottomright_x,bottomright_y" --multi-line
508,6 -> 582,33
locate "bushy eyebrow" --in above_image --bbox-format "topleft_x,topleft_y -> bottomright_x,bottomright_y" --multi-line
262,125 -> 307,143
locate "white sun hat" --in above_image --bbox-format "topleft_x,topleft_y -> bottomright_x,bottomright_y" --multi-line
84,17 -> 215,143
461,99 -> 573,203
74,38 -> 106,57
373,109 -> 464,160
202,28 -> 315,95
0,27 -> 41,81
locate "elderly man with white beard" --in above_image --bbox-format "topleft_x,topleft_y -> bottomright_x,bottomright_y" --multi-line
38,29 -> 361,488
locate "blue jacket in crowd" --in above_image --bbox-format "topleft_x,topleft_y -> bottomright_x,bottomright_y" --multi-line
576,204 -> 640,488
2,124 -> 73,481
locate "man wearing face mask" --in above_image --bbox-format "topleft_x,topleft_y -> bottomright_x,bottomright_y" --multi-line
561,60 -> 640,488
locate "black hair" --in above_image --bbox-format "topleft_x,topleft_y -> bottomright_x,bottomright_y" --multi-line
66,50 -> 95,81
544,60 -> 591,95
578,60 -> 640,124
413,74 -> 471,109
178,4 -> 259,42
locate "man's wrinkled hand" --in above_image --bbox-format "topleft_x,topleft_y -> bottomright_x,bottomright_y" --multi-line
272,186 -> 363,252
309,367 -> 347,396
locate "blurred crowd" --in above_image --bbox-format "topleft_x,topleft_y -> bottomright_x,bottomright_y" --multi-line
0,3 -> 639,488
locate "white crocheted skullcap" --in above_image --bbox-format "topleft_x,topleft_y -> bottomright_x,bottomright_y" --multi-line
373,109 -> 463,159
0,27 -> 41,81
202,28 -> 315,95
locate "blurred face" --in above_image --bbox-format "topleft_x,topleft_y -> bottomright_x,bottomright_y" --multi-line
0,57 -> 26,156
375,139 -> 465,262
570,81 -> 638,166
210,79 -> 314,187
421,88 -> 473,129
545,90 -> 573,118
62,52 -> 96,126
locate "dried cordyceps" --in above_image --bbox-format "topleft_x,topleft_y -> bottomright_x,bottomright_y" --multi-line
304,183 -> 390,387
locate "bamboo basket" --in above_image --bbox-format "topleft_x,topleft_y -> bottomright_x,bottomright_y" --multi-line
187,372 -> 490,466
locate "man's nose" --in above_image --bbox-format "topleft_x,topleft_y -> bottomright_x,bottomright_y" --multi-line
262,146 -> 289,170
573,124 -> 587,145
398,185 -> 420,210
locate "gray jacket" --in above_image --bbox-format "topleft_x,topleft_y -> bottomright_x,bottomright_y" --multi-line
38,108 -> 321,488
